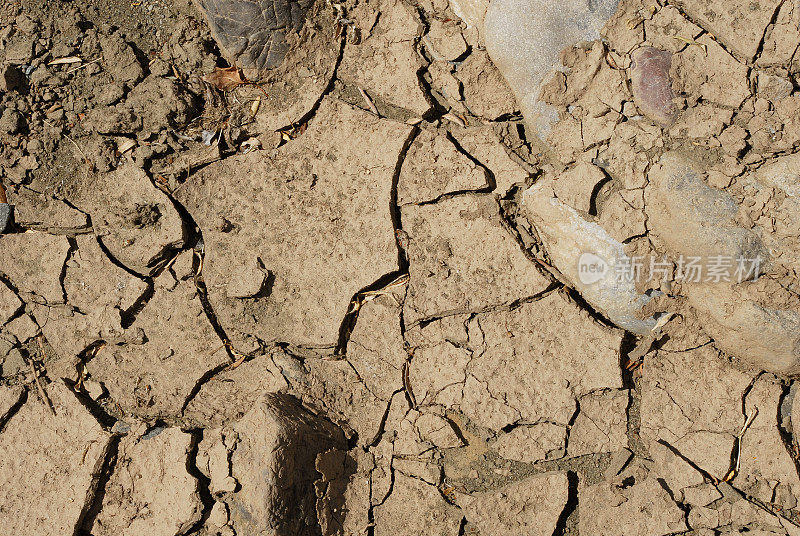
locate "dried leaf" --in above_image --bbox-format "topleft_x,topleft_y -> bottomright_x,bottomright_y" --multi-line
202,66 -> 246,91
48,56 -> 82,66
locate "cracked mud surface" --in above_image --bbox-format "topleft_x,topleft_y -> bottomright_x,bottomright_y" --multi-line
2,0 -> 800,534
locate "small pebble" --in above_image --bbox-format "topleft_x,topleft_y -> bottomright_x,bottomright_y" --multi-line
0,204 -> 12,234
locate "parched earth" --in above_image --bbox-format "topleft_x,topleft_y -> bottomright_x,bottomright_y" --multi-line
2,0 -> 800,535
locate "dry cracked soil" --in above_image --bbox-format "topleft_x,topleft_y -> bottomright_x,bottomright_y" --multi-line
2,0 -> 800,535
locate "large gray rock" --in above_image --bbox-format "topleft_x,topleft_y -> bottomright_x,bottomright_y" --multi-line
484,0 -> 619,138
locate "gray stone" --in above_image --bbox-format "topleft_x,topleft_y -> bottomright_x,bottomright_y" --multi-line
0,204 -> 13,234
484,0 -> 619,138
522,177 -> 657,335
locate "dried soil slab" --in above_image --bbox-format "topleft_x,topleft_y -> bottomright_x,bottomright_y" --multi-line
734,376 -> 800,510
11,188 -> 89,231
183,351 -> 288,428
402,194 -> 550,324
460,293 -> 623,429
198,393 -> 345,536
455,50 -> 517,120
179,98 -> 411,348
672,34 -> 750,109
283,295 -> 405,443
568,389 -> 628,456
758,0 -> 800,67
640,346 -> 754,480
0,382 -> 113,535
579,476 -> 688,536
91,428 -> 202,536
34,235 -> 148,364
0,231 -> 70,305
493,423 -> 567,463
397,128 -> 490,205
338,0 -> 430,116
0,385 -> 23,423
87,252 -> 229,419
74,165 -> 186,277
0,280 -> 20,326
673,0 -> 783,61
251,0 -> 342,132
373,473 -> 463,536
460,472 -> 568,536
450,125 -> 532,194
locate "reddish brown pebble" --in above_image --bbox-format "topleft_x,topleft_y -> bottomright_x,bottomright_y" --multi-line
630,47 -> 677,126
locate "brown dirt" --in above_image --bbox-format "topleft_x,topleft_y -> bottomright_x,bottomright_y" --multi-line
1,0 -> 800,534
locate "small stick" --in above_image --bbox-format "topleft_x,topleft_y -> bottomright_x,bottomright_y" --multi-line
358,87 -> 380,117
0,181 -> 7,204
30,336 -> 56,415
66,57 -> 101,74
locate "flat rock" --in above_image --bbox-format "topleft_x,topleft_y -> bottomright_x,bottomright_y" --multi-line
402,194 -> 550,324
685,282 -> 800,376
645,152 -> 765,264
0,382 -> 113,535
460,472 -> 569,536
523,178 -> 656,335
179,98 -> 411,348
91,428 -> 202,536
74,165 -> 186,276
87,251 -> 229,420
198,393 -> 345,535
0,204 -> 11,234
197,0 -> 313,77
0,232 -> 70,305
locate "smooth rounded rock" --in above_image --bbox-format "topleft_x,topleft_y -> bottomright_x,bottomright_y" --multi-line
630,47 -> 677,126
645,151 -> 766,271
523,179 -> 657,335
686,282 -> 800,376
